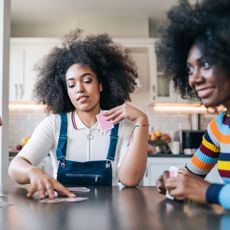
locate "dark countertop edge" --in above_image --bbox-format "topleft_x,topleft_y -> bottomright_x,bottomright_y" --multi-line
10,151 -> 193,158
148,153 -> 193,158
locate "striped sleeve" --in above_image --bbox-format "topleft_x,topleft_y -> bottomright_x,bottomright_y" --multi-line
186,119 -> 220,177
206,183 -> 230,210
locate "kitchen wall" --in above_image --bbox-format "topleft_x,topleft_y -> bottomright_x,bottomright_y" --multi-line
9,93 -> 214,149
11,17 -> 150,38
9,17 -> 215,148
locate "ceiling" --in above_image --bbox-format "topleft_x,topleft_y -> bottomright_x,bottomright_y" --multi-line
11,0 -> 179,26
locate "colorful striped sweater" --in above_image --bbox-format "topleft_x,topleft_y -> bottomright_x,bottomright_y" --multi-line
186,112 -> 230,209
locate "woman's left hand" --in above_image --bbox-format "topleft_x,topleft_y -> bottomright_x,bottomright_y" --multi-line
165,172 -> 210,203
102,103 -> 148,125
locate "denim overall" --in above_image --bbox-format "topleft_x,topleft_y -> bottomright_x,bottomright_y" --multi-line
56,113 -> 119,186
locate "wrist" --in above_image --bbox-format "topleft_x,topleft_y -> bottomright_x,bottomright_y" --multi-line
28,166 -> 41,179
135,114 -> 148,126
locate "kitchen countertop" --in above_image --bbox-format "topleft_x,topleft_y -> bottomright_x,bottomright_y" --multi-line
148,153 -> 193,158
10,151 -> 193,158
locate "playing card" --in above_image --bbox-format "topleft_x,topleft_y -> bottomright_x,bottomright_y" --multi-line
96,113 -> 114,131
169,166 -> 178,178
166,166 -> 179,200
39,198 -> 63,204
60,197 -> 88,202
67,187 -> 90,193
39,197 -> 88,203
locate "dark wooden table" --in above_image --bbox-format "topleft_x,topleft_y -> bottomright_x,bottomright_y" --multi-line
0,186 -> 229,230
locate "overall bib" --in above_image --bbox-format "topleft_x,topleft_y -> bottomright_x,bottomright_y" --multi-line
56,113 -> 119,186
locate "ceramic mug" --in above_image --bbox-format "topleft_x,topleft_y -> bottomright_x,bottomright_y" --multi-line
169,141 -> 180,155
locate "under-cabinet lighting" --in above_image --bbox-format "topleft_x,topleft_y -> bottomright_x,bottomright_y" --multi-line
152,103 -> 226,114
152,103 -> 207,113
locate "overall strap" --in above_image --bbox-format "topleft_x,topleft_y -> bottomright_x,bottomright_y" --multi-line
106,123 -> 119,161
56,112 -> 68,161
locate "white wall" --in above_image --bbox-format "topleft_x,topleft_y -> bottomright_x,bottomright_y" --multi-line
11,17 -> 149,37
0,0 -> 10,191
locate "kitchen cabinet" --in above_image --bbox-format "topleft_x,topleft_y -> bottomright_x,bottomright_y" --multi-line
152,39 -> 199,103
115,38 -> 156,100
9,37 -> 156,102
143,156 -> 190,186
38,155 -> 53,176
9,38 -> 60,101
143,156 -> 223,186
9,37 -> 196,104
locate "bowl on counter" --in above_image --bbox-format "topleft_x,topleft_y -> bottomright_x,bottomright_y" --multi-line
147,140 -> 172,156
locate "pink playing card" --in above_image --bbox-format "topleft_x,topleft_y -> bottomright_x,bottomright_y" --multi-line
166,166 -> 178,200
96,114 -> 114,131
169,166 -> 178,178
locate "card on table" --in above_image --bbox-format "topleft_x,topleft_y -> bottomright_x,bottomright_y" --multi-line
66,187 -> 90,193
39,197 -> 88,204
96,113 -> 114,131
166,166 -> 179,200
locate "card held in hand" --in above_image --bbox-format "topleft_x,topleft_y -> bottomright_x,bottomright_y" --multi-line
96,113 -> 114,131
166,166 -> 179,200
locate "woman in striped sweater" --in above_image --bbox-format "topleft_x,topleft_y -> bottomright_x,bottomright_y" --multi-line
155,0 -> 230,209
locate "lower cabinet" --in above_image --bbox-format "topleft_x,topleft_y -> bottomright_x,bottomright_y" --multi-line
38,155 -> 53,176
143,157 -> 191,186
143,156 -> 223,186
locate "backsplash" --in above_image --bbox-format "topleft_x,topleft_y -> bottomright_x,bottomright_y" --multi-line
8,106 -> 214,149
9,109 -> 46,149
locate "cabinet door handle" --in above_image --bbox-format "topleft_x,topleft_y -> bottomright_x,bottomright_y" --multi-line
145,166 -> 148,177
14,84 -> 18,99
19,84 -> 24,99
152,84 -> 155,93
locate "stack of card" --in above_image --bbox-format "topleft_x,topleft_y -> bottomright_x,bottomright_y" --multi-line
39,197 -> 88,204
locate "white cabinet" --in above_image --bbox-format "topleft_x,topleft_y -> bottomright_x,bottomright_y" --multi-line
38,155 -> 53,176
151,39 -> 199,104
115,38 -> 156,101
9,37 -> 199,104
143,156 -> 224,186
9,43 -> 24,101
143,157 -> 191,186
9,38 -> 60,101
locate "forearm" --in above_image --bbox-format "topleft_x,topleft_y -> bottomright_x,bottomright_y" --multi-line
8,156 -> 36,184
118,116 -> 148,186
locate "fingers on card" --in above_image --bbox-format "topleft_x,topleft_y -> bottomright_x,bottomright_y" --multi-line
96,113 -> 114,131
166,166 -> 179,200
39,197 -> 88,204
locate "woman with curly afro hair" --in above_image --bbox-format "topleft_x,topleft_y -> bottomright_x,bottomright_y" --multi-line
9,29 -> 149,199
156,0 -> 230,209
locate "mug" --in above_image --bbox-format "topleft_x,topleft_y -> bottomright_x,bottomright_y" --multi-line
169,141 -> 180,155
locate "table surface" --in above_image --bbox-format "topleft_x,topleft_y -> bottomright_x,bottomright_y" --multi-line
1,186 -> 229,230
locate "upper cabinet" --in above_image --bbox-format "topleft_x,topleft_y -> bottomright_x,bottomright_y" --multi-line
9,37 -> 197,104
115,38 -> 156,100
152,39 -> 198,104
9,38 -> 60,102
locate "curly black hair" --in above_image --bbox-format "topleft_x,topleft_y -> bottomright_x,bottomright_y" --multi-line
155,0 -> 230,98
33,29 -> 138,113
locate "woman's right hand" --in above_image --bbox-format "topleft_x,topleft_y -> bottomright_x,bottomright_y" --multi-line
27,167 -> 75,200
156,170 -> 169,194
